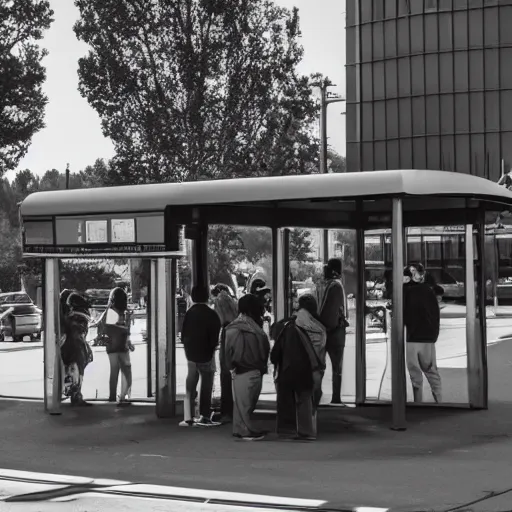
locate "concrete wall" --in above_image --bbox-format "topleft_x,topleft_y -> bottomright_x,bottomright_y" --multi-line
346,0 -> 512,180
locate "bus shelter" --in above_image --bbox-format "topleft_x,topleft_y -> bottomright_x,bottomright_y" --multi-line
20,170 -> 512,429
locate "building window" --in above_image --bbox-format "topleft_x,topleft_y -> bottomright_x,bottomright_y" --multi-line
373,1 -> 384,20
425,0 -> 438,10
399,0 -> 412,15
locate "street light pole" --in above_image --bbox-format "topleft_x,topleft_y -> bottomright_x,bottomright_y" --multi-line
313,79 -> 345,262
319,85 -> 328,176
65,163 -> 70,190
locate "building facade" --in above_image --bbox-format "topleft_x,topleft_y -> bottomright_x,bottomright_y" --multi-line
346,0 -> 512,180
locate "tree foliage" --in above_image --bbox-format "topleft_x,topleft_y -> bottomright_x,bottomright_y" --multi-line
208,225 -> 247,285
74,0 -> 319,183
289,228 -> 314,262
239,227 -> 272,264
0,0 -> 53,174
327,149 -> 346,174
60,260 -> 119,293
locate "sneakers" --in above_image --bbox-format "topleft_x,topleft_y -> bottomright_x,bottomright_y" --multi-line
233,433 -> 265,441
196,416 -> 221,427
179,420 -> 197,427
179,416 -> 221,427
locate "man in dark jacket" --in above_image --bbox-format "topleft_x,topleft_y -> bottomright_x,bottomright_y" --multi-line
180,285 -> 221,427
404,264 -> 442,403
317,258 -> 348,405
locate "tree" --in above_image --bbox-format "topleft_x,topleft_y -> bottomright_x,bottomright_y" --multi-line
60,260 -> 120,293
328,149 -> 346,174
79,158 -> 110,188
0,1 -> 54,174
208,225 -> 247,286
238,227 -> 272,264
74,0 -> 319,184
289,228 -> 314,262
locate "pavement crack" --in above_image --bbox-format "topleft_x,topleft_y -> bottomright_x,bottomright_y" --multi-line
3,482 -> 133,503
444,487 -> 512,512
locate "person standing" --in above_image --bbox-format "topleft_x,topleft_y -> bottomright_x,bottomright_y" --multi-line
180,285 -> 222,427
99,287 -> 134,406
225,294 -> 270,441
60,290 -> 94,406
317,258 -> 348,405
271,297 -> 325,441
403,264 -> 442,403
212,284 -> 238,423
295,294 -> 327,408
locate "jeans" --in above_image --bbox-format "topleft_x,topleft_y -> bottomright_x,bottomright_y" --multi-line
184,358 -> 215,420
108,352 -> 132,401
326,326 -> 346,403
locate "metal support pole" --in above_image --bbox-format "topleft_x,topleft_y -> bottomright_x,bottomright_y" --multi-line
273,228 -> 287,322
355,227 -> 366,405
154,258 -> 176,418
466,225 -> 486,409
319,84 -> 329,263
493,236 -> 499,312
320,85 -> 328,175
476,218 -> 489,409
190,225 -> 209,291
43,259 -> 61,415
391,198 -> 406,430
148,259 -> 157,398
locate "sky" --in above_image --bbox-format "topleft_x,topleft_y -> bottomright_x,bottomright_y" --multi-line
11,0 -> 346,179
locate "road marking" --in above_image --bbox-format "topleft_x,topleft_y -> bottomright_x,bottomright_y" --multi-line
0,468 -> 389,511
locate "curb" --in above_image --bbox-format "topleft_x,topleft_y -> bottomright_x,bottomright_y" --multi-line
0,468 -> 389,511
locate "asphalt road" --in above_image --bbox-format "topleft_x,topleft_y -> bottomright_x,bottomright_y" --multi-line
1,306 -> 512,510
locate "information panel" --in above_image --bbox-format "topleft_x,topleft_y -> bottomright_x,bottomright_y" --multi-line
23,213 -> 186,258
111,219 -> 135,243
86,220 -> 108,244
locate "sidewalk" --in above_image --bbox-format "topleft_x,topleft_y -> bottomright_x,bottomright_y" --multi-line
3,398 -> 512,511
1,335 -> 512,511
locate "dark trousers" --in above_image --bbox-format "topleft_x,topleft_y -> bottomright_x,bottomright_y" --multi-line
219,328 -> 233,417
326,326 -> 346,403
276,383 -> 316,438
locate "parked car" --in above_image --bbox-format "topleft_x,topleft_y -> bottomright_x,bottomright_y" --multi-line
0,292 -> 42,342
85,289 -> 111,310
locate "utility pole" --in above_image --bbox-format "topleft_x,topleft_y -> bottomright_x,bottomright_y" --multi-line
312,78 -> 345,262
65,163 -> 70,190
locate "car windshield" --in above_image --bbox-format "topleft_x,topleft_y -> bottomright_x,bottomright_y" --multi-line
0,293 -> 31,304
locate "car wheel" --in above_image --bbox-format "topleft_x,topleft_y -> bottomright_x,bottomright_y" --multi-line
32,332 -> 41,341
13,336 -> 23,343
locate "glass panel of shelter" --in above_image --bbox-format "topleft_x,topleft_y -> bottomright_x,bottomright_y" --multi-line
363,225 -> 477,406
282,227 -> 357,406
60,258 -> 152,403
